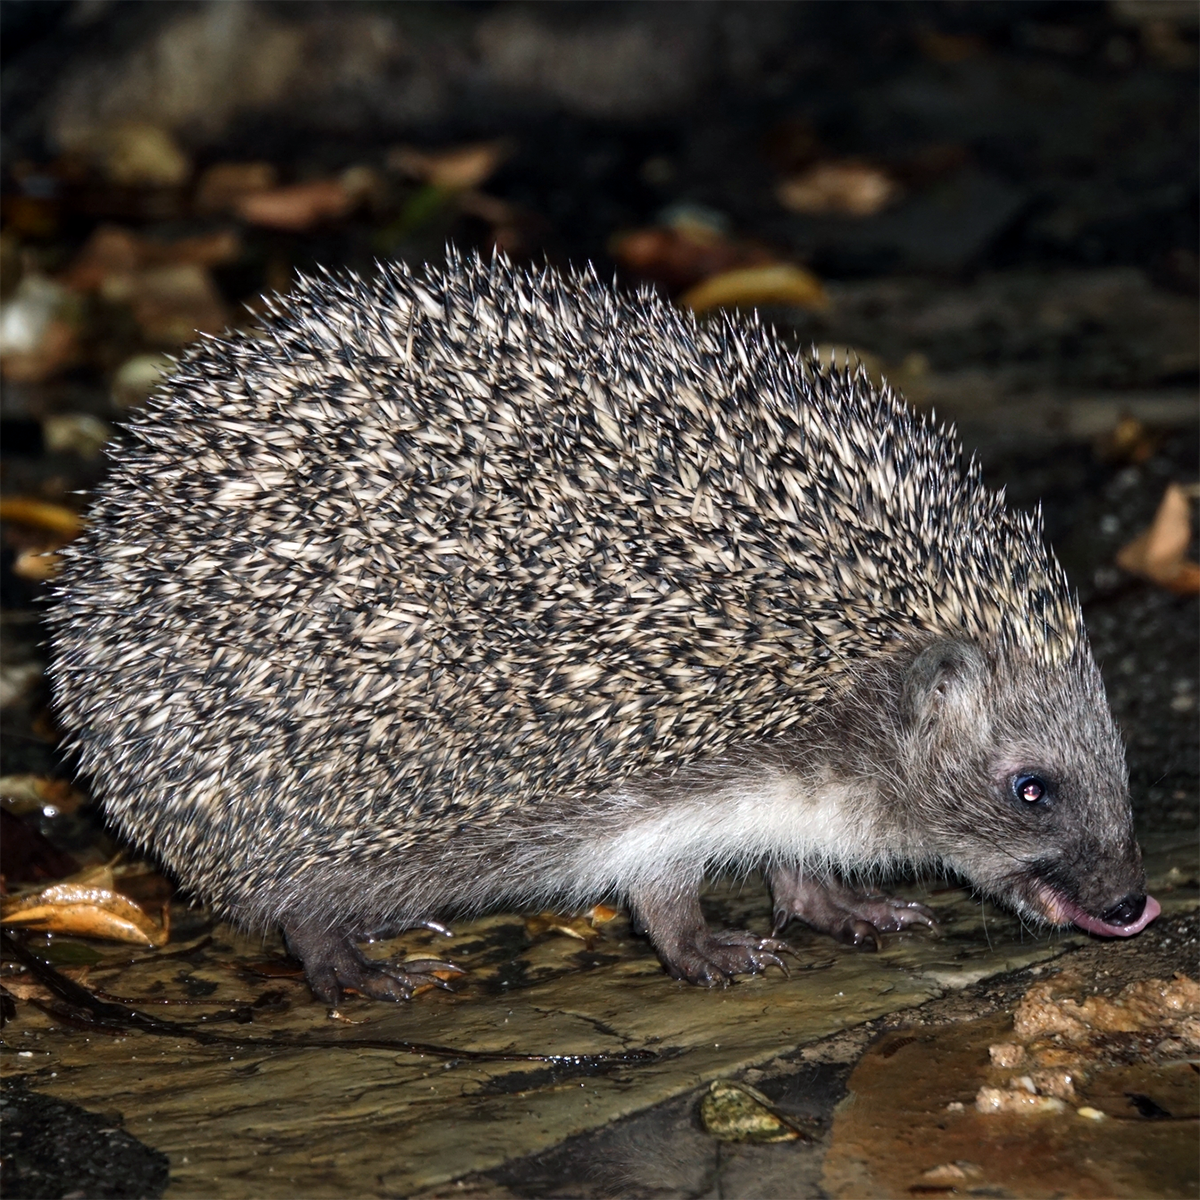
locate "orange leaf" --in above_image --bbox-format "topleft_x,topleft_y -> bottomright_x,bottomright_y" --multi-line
1115,483 -> 1200,595
2,866 -> 169,947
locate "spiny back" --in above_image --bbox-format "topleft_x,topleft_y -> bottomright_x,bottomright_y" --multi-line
50,252 -> 1082,873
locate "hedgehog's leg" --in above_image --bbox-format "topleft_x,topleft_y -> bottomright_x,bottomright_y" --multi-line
769,867 -> 936,950
282,919 -> 463,1005
629,880 -> 792,987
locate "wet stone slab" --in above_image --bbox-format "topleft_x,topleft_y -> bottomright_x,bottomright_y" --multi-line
6,847 -> 1193,1200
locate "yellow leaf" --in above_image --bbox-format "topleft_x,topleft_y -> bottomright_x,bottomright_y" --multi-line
679,264 -> 827,315
0,498 -> 84,539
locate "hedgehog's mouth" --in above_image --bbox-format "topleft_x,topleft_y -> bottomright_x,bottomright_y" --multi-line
1034,883 -> 1160,937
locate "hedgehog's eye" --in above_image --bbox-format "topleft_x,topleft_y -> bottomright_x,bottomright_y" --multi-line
1013,774 -> 1049,804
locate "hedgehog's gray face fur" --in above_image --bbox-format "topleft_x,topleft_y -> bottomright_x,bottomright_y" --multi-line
885,637 -> 1148,933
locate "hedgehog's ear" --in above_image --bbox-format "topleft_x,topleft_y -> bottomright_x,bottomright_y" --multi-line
901,639 -> 988,729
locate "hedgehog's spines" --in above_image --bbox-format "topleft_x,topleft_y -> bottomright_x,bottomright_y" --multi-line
49,249 -> 1088,929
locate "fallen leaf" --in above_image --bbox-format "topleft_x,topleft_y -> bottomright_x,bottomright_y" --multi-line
679,263 -> 827,314
236,179 -> 357,231
11,550 -> 61,581
387,141 -> 510,191
1115,483 -> 1200,595
0,498 -> 84,539
524,912 -> 598,944
66,224 -> 240,280
776,160 -> 901,217
698,1080 -> 811,1143
586,904 -> 620,926
611,223 -> 775,293
98,122 -> 192,188
194,161 -> 278,215
457,190 -> 520,227
2,865 -> 169,948
0,274 -> 82,382
64,225 -> 236,345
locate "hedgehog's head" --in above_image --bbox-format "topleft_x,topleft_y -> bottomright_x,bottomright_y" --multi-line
893,637 -> 1158,937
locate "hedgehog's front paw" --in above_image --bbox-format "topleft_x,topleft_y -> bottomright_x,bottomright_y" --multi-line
770,868 -> 936,951
661,930 -> 793,987
283,919 -> 464,1005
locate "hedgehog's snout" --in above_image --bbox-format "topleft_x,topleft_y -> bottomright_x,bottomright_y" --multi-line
1100,892 -> 1147,926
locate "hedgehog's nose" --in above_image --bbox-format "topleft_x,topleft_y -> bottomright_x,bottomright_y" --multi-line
1099,893 -> 1146,927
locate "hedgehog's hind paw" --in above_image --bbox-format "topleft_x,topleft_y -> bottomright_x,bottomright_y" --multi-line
770,867 -> 936,951
283,920 -> 465,1005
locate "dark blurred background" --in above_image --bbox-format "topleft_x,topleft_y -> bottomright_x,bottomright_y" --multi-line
1,0 -> 1197,814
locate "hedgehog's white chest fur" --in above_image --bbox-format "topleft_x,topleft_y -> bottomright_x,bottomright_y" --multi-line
537,767 -> 887,906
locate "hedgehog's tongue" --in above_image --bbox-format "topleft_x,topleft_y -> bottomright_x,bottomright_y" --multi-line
1049,892 -> 1162,937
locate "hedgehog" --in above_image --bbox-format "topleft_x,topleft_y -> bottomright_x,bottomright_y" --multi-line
49,250 -> 1159,1004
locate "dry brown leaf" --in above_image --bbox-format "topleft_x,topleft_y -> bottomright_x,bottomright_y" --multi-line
1115,483 -> 1200,595
236,179 -> 356,231
64,225 -> 236,345
679,263 -> 827,314
3,967 -> 91,1001
67,224 -> 240,280
387,141 -> 510,190
2,864 -> 169,948
776,161 -> 901,218
194,161 -> 278,215
457,191 -> 520,227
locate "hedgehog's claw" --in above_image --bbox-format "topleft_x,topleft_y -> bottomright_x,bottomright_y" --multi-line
283,920 -> 465,1005
630,882 -> 795,987
663,930 -> 794,987
350,956 -> 466,1002
769,866 -> 937,951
